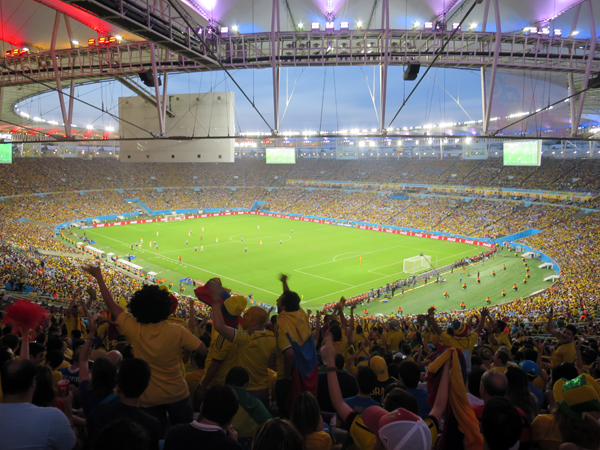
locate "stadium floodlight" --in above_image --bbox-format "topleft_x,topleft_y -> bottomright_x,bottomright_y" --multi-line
452,23 -> 461,30
403,255 -> 432,274
312,22 -> 321,31
71,40 -> 79,46
221,27 -> 229,34
298,22 -> 304,29
424,22 -> 433,30
469,23 -> 478,30
232,25 -> 239,32
413,22 -> 420,29
326,22 -> 334,30
571,30 -> 579,36
357,21 -> 363,28
340,21 -> 349,30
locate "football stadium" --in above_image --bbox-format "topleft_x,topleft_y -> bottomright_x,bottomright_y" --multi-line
1,1 -> 600,449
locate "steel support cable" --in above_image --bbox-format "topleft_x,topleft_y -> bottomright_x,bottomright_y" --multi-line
491,82 -> 600,136
165,0 -> 274,133
386,0 -> 480,129
0,63 -> 156,138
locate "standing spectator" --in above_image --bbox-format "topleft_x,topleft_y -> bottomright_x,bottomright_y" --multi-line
289,392 -> 333,450
0,359 -> 76,450
481,397 -> 523,450
504,366 -> 539,424
343,366 -> 380,414
84,265 -> 207,437
317,353 -> 358,412
397,360 -> 431,419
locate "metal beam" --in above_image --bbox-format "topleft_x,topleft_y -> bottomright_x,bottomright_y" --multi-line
571,0 -> 597,137
115,75 -> 175,117
50,12 -> 71,138
483,0 -> 501,134
379,0 -> 389,131
367,0 -> 380,30
150,43 -> 165,136
446,0 -> 474,25
432,0 -> 467,22
282,0 -> 298,31
481,0 -> 491,33
271,0 -> 281,131
570,3 -> 582,36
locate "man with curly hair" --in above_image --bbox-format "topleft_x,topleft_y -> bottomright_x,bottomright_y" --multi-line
84,265 -> 207,438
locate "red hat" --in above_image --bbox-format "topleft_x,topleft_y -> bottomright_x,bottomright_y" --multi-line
363,406 -> 432,450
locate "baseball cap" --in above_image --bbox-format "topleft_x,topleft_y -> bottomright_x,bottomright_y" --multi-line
519,360 -> 539,377
370,356 -> 389,382
363,406 -> 432,450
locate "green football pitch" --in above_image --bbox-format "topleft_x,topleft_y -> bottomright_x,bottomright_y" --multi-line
79,215 -> 553,315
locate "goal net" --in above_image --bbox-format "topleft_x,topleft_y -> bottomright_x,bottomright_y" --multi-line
403,255 -> 431,274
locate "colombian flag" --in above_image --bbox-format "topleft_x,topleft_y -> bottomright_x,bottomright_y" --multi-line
277,308 -> 319,408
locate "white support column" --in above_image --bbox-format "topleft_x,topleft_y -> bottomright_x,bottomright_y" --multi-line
481,0 -> 491,33
570,3 -> 581,36
150,43 -> 165,136
161,72 -> 169,130
271,0 -> 281,131
379,0 -> 389,131
67,80 -> 75,129
483,0 -> 501,134
51,12 -> 72,139
481,67 -> 487,127
568,73 -> 576,129
571,0 -> 596,137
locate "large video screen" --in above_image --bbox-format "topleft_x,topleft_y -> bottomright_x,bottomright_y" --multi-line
0,143 -> 12,164
266,148 -> 296,164
503,141 -> 542,166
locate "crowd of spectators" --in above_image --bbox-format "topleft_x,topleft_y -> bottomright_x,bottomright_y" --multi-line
1,269 -> 598,450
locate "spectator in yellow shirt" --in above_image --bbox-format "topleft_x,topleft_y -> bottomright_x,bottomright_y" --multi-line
545,310 -> 577,367
488,320 -> 512,353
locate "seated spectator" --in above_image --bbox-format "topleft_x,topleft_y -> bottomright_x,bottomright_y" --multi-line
481,397 -> 523,450
531,374 -> 600,450
225,366 -> 271,446
32,365 -> 68,414
93,418 -> 150,450
505,366 -> 539,423
0,359 -> 76,450
466,369 -> 485,407
29,342 -> 46,365
397,360 -> 431,419
251,418 -> 304,450
290,391 -> 333,450
79,317 -> 118,418
343,366 -> 380,414
90,358 -> 160,450
164,384 -> 241,450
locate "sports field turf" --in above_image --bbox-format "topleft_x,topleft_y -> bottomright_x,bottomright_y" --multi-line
80,215 -> 553,315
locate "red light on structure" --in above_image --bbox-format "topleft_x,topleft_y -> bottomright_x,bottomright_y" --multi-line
98,37 -> 106,44
20,49 -> 28,55
108,36 -> 116,43
88,38 -> 95,45
12,49 -> 19,55
5,51 -> 10,57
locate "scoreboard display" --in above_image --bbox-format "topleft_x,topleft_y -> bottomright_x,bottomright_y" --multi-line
266,148 -> 296,164
503,141 -> 542,166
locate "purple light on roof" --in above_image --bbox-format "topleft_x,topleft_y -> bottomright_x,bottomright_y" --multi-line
326,0 -> 334,22
179,0 -> 211,21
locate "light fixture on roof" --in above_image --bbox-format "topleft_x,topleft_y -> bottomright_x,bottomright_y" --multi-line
413,21 -> 420,29
221,26 -> 229,34
469,23 -> 478,30
340,21 -> 349,30
298,22 -> 304,29
571,30 -> 579,36
357,20 -> 363,28
554,29 -> 562,37
325,22 -> 334,30
424,22 -> 433,30
231,25 -> 238,32
71,40 -> 79,46
115,35 -> 122,41
312,22 -> 320,31
452,23 -> 461,30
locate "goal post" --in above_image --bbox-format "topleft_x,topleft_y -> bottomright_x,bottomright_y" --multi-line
403,255 -> 432,274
